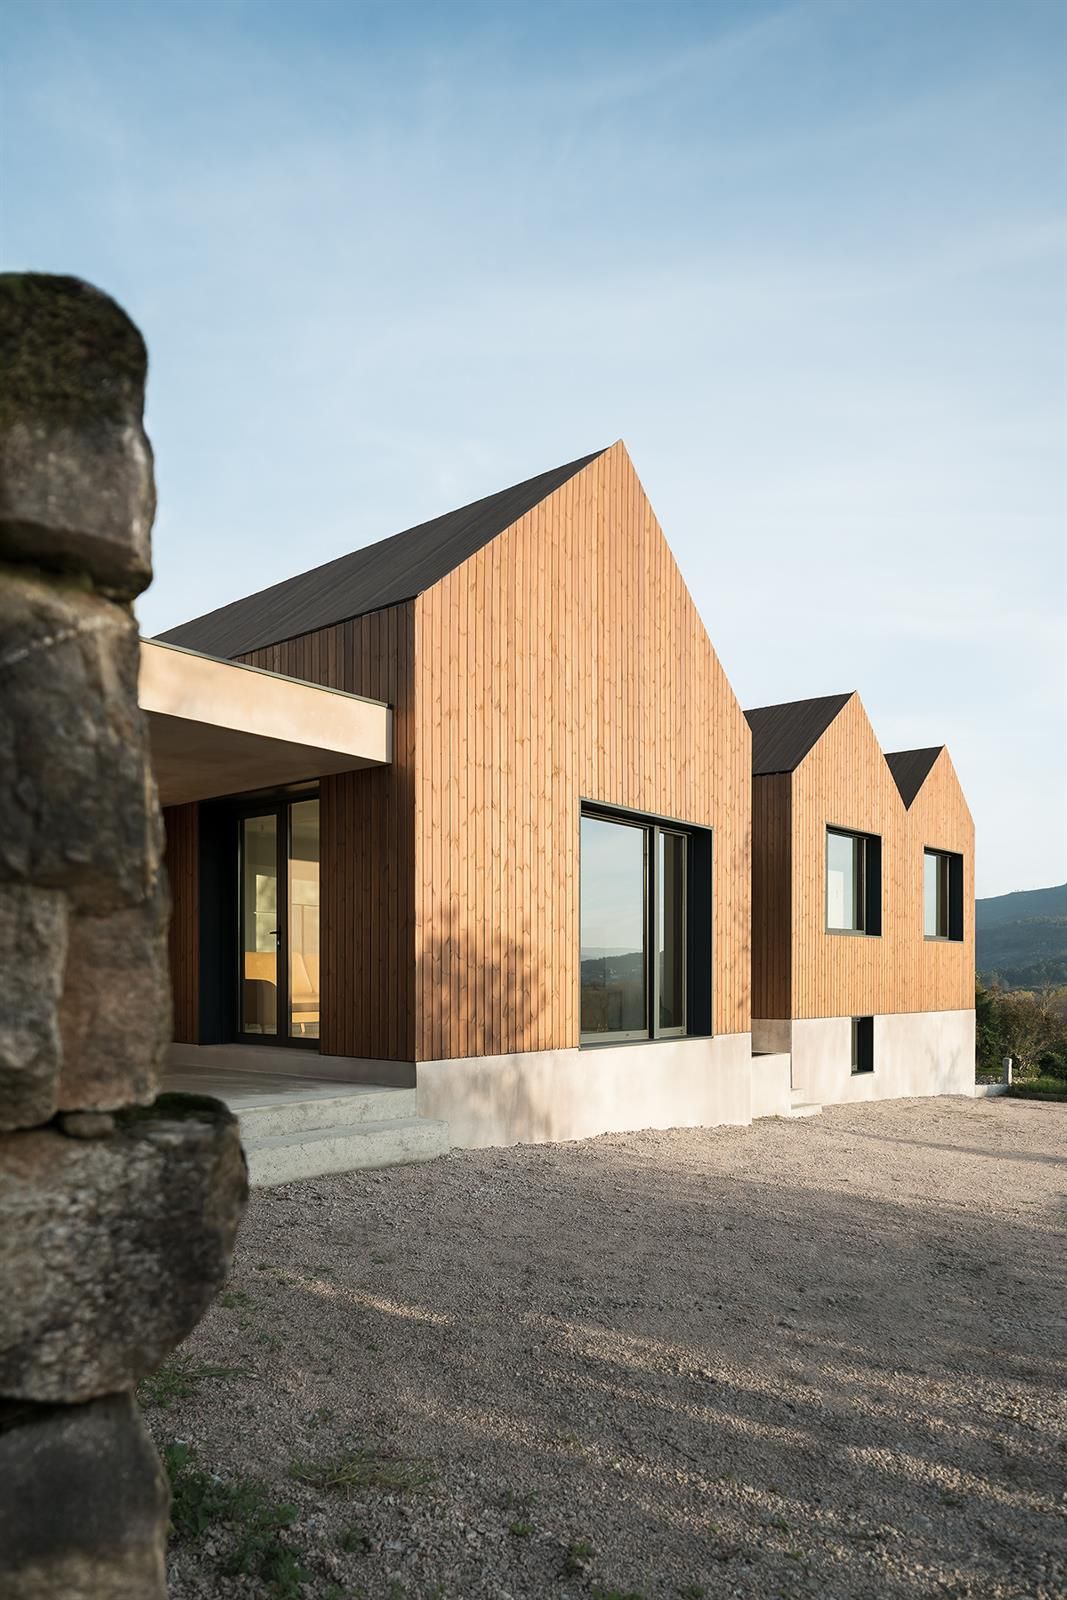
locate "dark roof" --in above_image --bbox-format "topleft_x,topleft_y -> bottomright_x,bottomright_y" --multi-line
157,447 -> 608,659
745,693 -> 854,776
885,746 -> 943,808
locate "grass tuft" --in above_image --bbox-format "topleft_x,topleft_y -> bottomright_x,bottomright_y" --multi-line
563,1538 -> 596,1576
289,1443 -> 434,1496
164,1441 -> 310,1599
138,1354 -> 252,1409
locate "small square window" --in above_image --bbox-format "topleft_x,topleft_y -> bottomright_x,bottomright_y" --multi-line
826,828 -> 881,935
851,1016 -> 874,1074
924,848 -> 964,941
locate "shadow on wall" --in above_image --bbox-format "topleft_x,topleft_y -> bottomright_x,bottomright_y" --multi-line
416,909 -> 561,1142
417,907 -> 550,1060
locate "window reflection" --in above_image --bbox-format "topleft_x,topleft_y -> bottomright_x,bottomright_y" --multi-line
289,798 -> 320,1039
580,816 -> 647,1037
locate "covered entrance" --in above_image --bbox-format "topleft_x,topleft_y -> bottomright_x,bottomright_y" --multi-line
138,636 -> 392,1067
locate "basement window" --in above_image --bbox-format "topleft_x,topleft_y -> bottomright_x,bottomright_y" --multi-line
579,805 -> 711,1044
826,828 -> 882,936
924,848 -> 964,941
851,1016 -> 874,1074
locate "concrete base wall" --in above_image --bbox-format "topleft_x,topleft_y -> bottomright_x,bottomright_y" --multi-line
790,1009 -> 975,1106
416,1033 -> 753,1149
752,1019 -> 792,1055
750,1052 -> 792,1118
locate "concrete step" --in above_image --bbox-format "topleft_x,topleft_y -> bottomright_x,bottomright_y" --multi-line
244,1116 -> 450,1187
786,1101 -> 823,1119
236,1085 -> 416,1140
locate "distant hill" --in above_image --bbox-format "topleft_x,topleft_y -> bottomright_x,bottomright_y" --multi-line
976,883 -> 1067,989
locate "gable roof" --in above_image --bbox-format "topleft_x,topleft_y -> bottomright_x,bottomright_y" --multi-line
885,746 -> 943,808
745,692 -> 854,776
157,447 -> 608,660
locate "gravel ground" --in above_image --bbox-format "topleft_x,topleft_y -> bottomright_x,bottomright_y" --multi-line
146,1096 -> 1067,1600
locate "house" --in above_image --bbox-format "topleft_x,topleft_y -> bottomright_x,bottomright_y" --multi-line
142,445 -> 977,1179
746,691 -> 975,1116
150,442 -> 754,1162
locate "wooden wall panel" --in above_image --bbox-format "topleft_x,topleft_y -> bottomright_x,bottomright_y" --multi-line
236,604 -> 416,1062
751,774 -> 792,1020
163,801 -> 199,1044
901,748 -> 975,1014
413,441 -> 752,1061
789,697 -> 974,1019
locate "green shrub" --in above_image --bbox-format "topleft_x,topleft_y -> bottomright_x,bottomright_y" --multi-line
1007,1076 -> 1067,1101
1036,1049 -> 1067,1081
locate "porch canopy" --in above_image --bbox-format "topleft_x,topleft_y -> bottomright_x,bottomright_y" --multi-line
139,639 -> 392,807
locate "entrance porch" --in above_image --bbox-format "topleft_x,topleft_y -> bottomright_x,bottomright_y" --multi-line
141,640 -> 449,1178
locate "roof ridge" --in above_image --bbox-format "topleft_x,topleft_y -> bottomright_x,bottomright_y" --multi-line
157,445 -> 610,659
744,691 -> 854,775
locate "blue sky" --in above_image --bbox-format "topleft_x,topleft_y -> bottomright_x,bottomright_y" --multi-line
4,0 -> 1064,896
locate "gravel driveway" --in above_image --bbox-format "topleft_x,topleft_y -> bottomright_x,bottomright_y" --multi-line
146,1096 -> 1066,1600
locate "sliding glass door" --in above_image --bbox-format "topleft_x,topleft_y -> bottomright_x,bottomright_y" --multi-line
236,795 -> 320,1046
579,809 -> 690,1043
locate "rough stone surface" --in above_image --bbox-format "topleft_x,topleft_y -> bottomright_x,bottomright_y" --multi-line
0,1095 -> 248,1403
0,273 -> 155,598
0,884 -> 68,1132
0,1393 -> 168,1600
58,1111 -> 116,1139
0,567 -> 162,908
58,882 -> 171,1112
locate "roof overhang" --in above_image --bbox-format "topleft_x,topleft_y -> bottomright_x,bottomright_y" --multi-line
139,639 -> 392,807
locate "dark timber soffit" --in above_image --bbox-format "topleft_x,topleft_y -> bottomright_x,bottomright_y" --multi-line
157,447 -> 608,660
885,746 -> 943,808
745,692 -> 854,776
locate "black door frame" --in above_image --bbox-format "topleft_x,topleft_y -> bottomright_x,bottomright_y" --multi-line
232,792 -> 319,1051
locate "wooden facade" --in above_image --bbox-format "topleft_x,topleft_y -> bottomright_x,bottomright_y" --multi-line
412,441 -> 750,1060
235,604 -> 417,1062
163,442 -> 751,1062
751,694 -> 974,1021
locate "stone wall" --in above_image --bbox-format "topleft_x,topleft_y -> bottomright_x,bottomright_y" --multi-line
0,274 -> 247,1598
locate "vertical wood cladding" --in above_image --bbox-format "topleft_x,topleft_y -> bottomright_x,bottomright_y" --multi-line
777,696 -> 974,1020
413,441 -> 752,1060
163,802 -> 199,1043
751,774 -> 792,1020
236,605 -> 416,1061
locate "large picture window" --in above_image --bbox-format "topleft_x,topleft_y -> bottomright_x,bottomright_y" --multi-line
580,807 -> 705,1043
924,847 -> 964,940
826,827 -> 881,935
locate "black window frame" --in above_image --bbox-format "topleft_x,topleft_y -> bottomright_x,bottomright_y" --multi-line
196,784 -> 320,1050
825,826 -> 882,937
851,1016 -> 874,1074
579,801 -> 712,1047
923,847 -> 964,942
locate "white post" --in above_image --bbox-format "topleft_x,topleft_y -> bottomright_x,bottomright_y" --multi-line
1002,1056 -> 1013,1086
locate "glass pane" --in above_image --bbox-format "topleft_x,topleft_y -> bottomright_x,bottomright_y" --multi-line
827,831 -> 861,931
241,814 -> 277,1035
924,851 -> 939,936
938,854 -> 951,936
289,799 -> 320,1040
658,831 -> 685,1032
580,816 -> 647,1036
